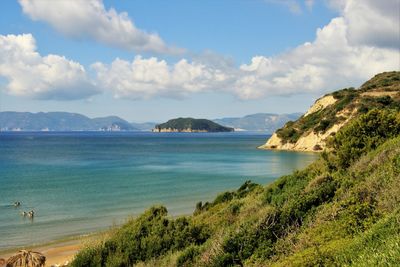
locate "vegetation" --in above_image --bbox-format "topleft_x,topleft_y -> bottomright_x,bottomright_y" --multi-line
360,71 -> 400,91
154,118 -> 234,132
71,72 -> 400,266
276,71 -> 400,144
72,106 -> 400,266
72,206 -> 210,267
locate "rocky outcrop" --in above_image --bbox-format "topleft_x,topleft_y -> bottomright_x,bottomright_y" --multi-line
258,120 -> 348,152
259,71 -> 400,152
303,95 -> 337,117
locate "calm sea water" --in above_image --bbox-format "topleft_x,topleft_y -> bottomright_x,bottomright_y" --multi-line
0,132 -> 317,250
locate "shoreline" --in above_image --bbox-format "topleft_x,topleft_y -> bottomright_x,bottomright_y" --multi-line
0,233 -> 102,266
0,213 -> 191,266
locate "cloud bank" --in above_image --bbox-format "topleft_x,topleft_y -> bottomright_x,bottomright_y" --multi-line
0,34 -> 97,100
91,56 -> 234,99
92,0 -> 399,100
18,0 -> 182,54
2,0 -> 398,101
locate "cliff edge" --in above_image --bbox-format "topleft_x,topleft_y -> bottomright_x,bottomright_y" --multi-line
259,71 -> 400,152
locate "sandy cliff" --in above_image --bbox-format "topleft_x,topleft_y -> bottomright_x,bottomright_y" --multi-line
259,71 -> 400,152
259,95 -> 349,152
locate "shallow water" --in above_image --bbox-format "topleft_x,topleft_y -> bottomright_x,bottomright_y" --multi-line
0,132 -> 317,249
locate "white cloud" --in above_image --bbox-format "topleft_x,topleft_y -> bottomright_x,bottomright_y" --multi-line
0,34 -> 98,100
92,56 -> 233,99
18,0 -> 182,54
342,0 -> 400,49
93,0 -> 399,100
5,1 -> 398,102
235,16 -> 398,99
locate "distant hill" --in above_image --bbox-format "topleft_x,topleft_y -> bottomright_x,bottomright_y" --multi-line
213,113 -> 301,133
260,71 -> 400,152
0,112 -> 139,131
153,118 -> 234,132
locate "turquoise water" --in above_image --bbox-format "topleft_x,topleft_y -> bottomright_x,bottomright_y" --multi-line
0,132 -> 317,250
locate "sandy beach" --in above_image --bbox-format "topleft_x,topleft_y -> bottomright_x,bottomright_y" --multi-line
0,237 -> 86,266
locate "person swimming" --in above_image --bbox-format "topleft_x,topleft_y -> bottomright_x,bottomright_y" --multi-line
28,210 -> 35,218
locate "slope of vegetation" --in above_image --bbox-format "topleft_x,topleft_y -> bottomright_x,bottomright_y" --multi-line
276,71 -> 400,144
71,106 -> 400,266
154,118 -> 234,132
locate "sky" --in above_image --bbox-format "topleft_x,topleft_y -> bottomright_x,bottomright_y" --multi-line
0,0 -> 398,122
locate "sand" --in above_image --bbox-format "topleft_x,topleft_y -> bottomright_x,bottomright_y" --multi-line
0,237 -> 87,267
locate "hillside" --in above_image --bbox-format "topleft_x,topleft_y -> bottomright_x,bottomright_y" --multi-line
259,71 -> 400,151
213,113 -> 301,132
153,118 -> 234,132
70,73 -> 400,266
0,112 -> 138,131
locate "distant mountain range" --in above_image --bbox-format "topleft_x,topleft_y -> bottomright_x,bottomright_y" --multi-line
0,112 -> 301,132
0,112 -> 149,131
213,113 -> 302,133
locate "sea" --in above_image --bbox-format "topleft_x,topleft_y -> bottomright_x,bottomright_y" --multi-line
0,131 -> 318,250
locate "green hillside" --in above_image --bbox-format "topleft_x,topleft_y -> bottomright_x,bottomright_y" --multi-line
71,75 -> 400,267
154,118 -> 234,132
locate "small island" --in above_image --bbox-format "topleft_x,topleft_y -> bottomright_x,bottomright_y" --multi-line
152,118 -> 234,132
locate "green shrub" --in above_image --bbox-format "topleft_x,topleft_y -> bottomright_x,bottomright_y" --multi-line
213,191 -> 235,205
176,245 -> 201,267
70,246 -> 103,267
236,180 -> 258,198
330,109 -> 400,168
71,206 -> 210,266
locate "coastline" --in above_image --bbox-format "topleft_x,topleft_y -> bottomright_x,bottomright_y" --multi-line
0,233 -> 100,266
0,213 -> 193,266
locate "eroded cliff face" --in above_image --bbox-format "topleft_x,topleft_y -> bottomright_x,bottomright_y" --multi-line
258,95 -> 350,152
259,72 -> 400,152
258,120 -> 348,152
303,95 -> 337,117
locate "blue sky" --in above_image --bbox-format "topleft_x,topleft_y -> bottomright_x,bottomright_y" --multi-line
0,0 -> 398,122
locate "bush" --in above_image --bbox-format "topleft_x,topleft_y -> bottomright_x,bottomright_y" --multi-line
70,246 -> 103,267
330,109 -> 400,168
176,245 -> 201,267
213,191 -> 235,205
71,206 -> 210,266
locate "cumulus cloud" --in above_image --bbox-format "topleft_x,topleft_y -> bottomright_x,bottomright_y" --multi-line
91,56 -> 234,99
92,0 -> 398,100
0,34 -> 98,100
18,0 -> 182,54
5,0 -> 398,101
342,0 -> 399,49
235,17 -> 398,99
